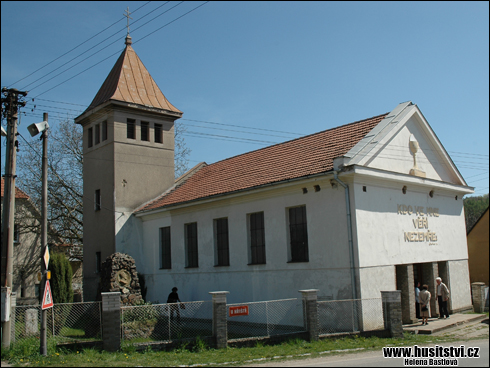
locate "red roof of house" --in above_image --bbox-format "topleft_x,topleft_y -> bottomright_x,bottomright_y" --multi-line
1,178 -> 29,199
137,112 -> 388,213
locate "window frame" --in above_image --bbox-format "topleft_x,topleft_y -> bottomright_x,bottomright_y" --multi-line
185,222 -> 198,268
159,226 -> 172,269
141,121 -> 149,142
214,218 -> 230,267
95,251 -> 101,274
88,127 -> 93,148
248,212 -> 266,265
102,120 -> 108,141
94,123 -> 100,145
154,123 -> 163,144
127,118 -> 136,139
95,189 -> 101,211
288,205 -> 309,262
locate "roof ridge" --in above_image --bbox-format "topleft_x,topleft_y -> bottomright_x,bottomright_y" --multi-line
207,112 -> 389,167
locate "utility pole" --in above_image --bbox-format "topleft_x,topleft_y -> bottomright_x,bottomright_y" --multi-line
1,87 -> 27,348
40,112 -> 48,356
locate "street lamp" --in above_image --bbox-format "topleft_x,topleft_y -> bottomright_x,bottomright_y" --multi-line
27,114 -> 49,356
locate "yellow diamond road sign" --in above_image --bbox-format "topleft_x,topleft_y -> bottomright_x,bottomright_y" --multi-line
44,246 -> 50,269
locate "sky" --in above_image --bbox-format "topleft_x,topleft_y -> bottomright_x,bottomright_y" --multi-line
1,1 -> 489,197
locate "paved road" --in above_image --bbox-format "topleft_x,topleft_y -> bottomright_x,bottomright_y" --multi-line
243,339 -> 489,367
243,319 -> 489,367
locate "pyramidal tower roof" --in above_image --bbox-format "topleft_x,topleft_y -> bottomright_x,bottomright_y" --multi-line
79,35 -> 182,117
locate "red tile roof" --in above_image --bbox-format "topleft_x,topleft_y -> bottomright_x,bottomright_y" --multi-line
82,42 -> 182,115
137,113 -> 388,213
1,178 -> 29,199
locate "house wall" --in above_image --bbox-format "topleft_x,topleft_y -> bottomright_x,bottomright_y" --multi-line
351,174 -> 472,310
134,176 -> 354,304
467,209 -> 489,286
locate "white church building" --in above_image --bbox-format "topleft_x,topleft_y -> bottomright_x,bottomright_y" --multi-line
75,36 -> 474,323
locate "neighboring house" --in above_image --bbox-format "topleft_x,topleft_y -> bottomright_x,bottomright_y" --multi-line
76,35 -> 474,324
467,207 -> 489,286
1,178 -> 41,303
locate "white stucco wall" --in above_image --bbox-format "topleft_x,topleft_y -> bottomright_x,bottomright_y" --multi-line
133,176 -> 356,304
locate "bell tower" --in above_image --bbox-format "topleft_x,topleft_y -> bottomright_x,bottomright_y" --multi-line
75,34 -> 183,301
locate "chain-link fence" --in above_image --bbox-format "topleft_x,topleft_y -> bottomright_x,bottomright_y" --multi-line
11,302 -> 102,344
121,300 -> 213,343
318,298 -> 383,336
227,298 -> 306,341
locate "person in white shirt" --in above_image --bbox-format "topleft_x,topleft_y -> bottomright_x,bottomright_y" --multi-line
436,277 -> 450,319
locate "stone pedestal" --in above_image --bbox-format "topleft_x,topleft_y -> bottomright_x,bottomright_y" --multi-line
299,289 -> 319,341
471,282 -> 486,313
381,291 -> 403,338
210,291 -> 229,349
101,292 -> 121,352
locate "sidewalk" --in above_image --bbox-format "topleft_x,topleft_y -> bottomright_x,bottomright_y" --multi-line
403,313 -> 488,335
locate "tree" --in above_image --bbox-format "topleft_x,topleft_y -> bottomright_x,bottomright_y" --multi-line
50,251 -> 73,304
463,194 -> 489,232
15,118 -> 190,247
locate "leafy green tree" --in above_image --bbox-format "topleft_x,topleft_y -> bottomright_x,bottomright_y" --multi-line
463,194 -> 489,232
50,252 -> 73,304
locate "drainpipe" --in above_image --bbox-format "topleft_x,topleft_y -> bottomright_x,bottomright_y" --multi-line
333,171 -> 358,301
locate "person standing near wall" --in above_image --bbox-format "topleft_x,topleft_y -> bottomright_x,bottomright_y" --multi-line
167,287 -> 182,322
436,277 -> 450,319
419,284 -> 431,325
415,280 -> 421,319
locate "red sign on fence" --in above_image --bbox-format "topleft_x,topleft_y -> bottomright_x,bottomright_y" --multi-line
229,305 -> 249,317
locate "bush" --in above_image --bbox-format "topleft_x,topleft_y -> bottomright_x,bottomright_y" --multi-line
50,252 -> 73,304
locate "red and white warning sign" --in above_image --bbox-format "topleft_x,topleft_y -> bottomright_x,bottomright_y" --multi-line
229,305 -> 249,317
42,280 -> 54,310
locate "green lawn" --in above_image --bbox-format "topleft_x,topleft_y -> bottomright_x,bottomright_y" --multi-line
2,330 -> 488,367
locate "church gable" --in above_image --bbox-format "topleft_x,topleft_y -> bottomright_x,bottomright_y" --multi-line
338,102 -> 466,186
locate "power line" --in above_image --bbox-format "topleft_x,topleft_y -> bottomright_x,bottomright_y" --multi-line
29,2 -> 209,98
10,2 -> 151,88
20,2 -> 180,92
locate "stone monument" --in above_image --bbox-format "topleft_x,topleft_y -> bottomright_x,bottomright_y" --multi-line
99,253 -> 143,305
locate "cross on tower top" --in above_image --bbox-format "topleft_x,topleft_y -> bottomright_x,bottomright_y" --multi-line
124,7 -> 133,45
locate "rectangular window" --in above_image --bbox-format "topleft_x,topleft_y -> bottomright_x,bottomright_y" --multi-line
185,222 -> 198,268
88,127 -> 93,148
102,120 -> 108,141
95,189 -> 101,211
154,123 -> 162,143
127,118 -> 135,139
13,224 -> 20,244
141,121 -> 149,141
160,226 -> 171,269
95,123 -> 100,144
95,252 -> 101,273
249,212 -> 266,264
214,218 -> 230,266
289,206 -> 309,262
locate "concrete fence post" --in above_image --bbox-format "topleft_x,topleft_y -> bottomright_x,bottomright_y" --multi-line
471,282 -> 486,313
209,291 -> 229,349
381,290 -> 403,338
101,292 -> 121,352
299,289 -> 319,341
10,292 -> 17,344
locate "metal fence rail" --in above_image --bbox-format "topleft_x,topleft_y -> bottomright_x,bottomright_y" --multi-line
318,298 -> 383,335
227,298 -> 306,341
12,301 -> 102,343
121,300 -> 213,343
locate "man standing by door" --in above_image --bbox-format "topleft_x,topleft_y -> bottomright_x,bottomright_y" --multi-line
436,277 -> 450,319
